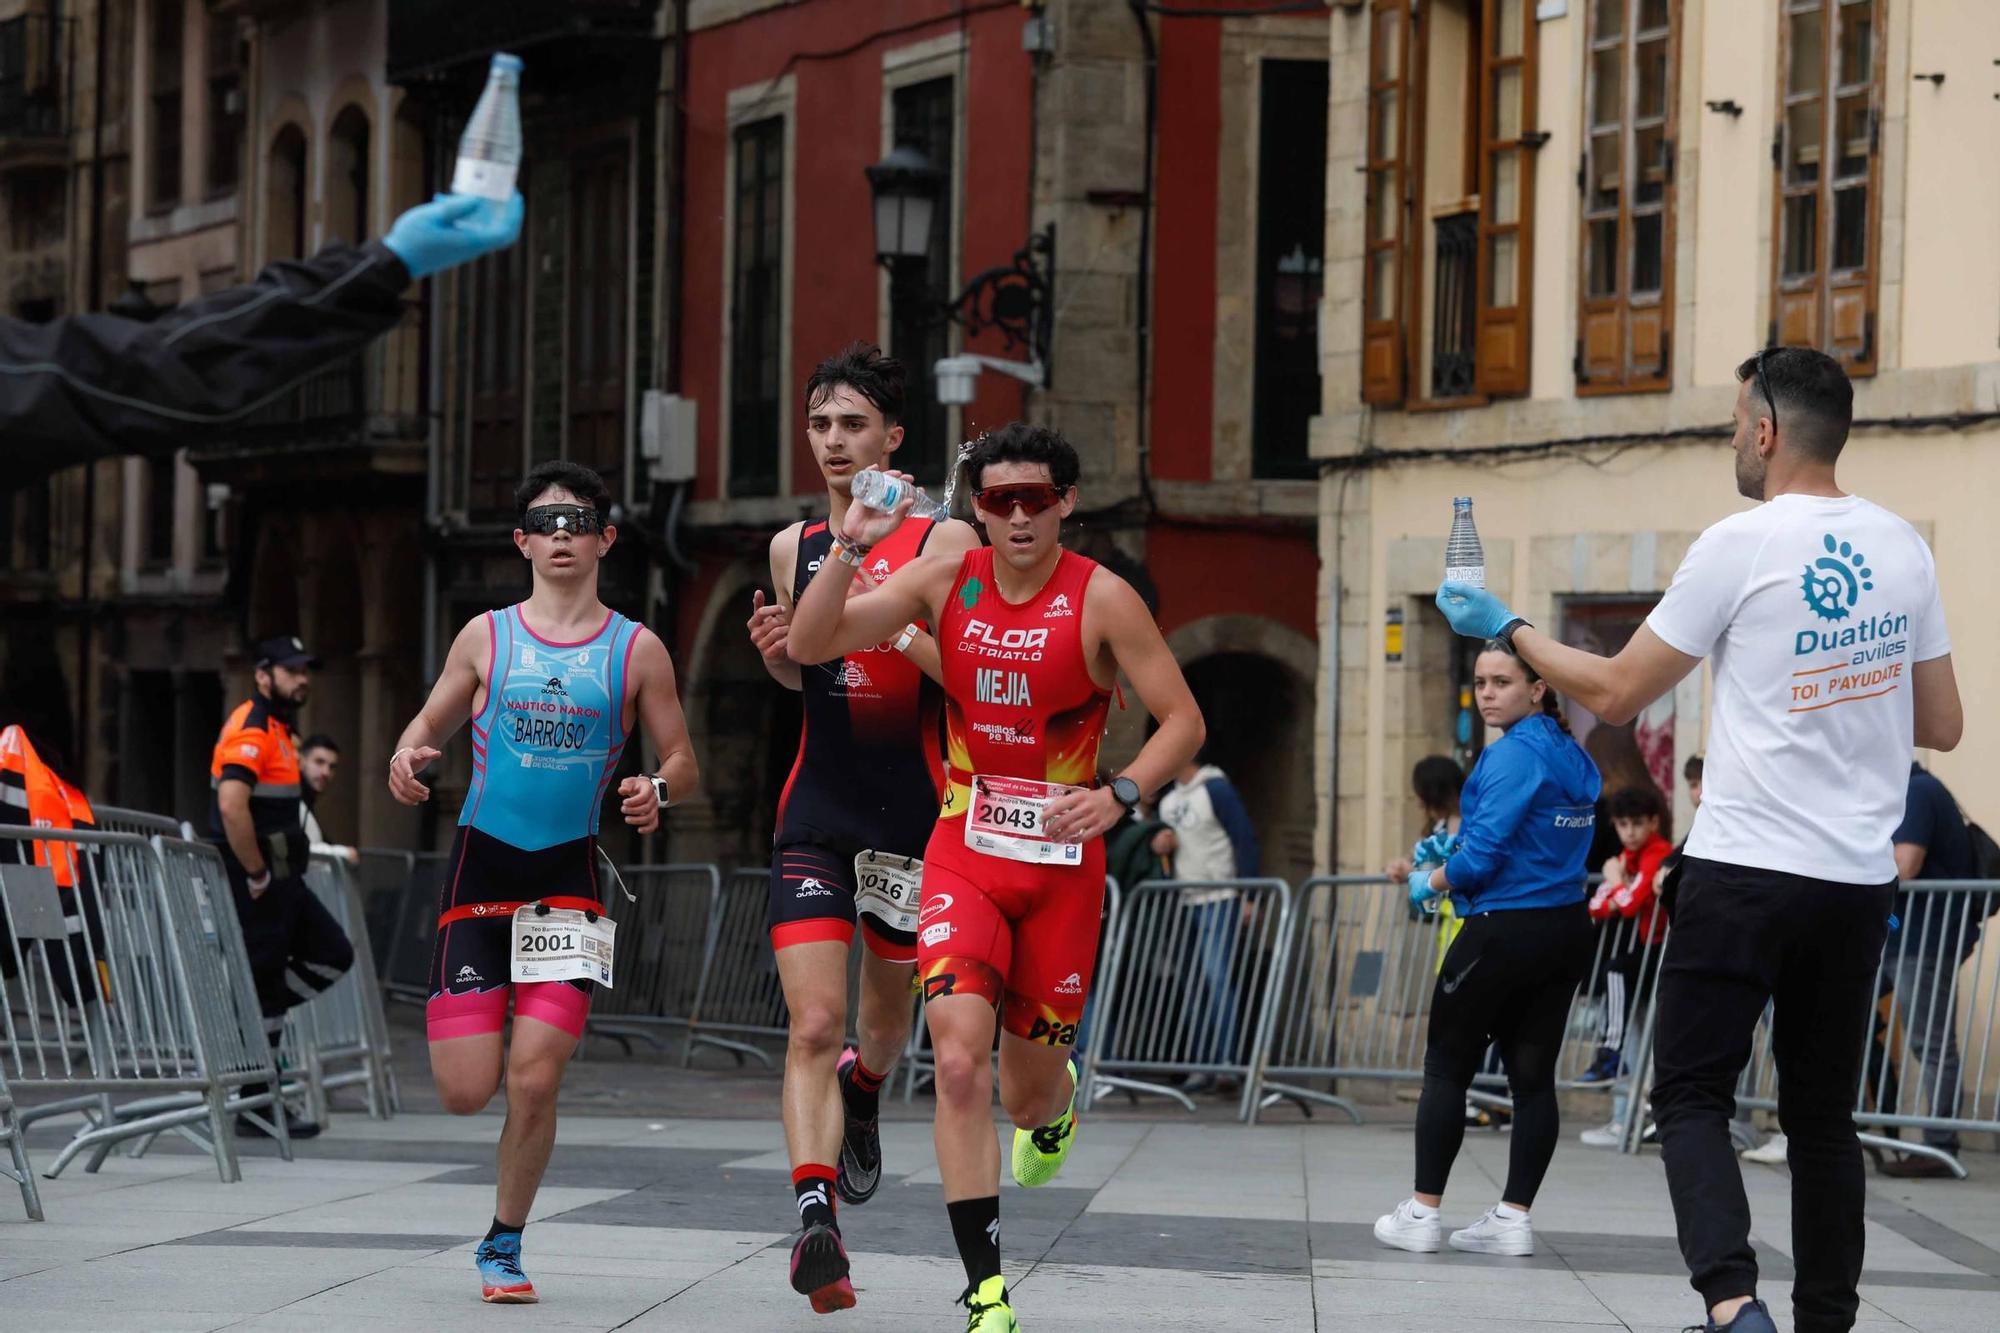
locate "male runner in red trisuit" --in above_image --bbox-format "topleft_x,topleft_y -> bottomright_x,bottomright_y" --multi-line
745,343 -> 979,1313
788,422 -> 1205,1332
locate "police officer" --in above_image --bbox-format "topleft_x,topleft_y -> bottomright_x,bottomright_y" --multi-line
209,635 -> 355,1138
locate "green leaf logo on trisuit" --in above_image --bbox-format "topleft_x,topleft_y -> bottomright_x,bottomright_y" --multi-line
959,576 -> 985,611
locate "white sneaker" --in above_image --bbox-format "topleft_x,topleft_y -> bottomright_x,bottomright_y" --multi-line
1578,1120 -> 1624,1148
1741,1132 -> 1789,1164
1373,1198 -> 1441,1253
1449,1205 -> 1534,1256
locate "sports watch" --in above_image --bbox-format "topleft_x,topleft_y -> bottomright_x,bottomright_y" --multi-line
648,775 -> 673,808
1110,775 -> 1142,810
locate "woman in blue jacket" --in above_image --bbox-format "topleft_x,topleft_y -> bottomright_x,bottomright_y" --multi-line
1375,638 -> 1600,1258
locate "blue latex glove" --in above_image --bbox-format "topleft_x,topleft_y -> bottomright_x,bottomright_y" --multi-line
383,192 -> 524,279
1435,580 -> 1522,641
1412,832 -> 1460,867
1407,868 -> 1442,915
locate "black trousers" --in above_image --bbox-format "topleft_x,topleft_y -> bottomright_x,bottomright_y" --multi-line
1651,857 -> 1892,1333
1415,901 -> 1593,1205
227,867 -> 355,1024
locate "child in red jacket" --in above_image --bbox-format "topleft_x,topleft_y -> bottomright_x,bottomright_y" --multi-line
1581,785 -> 1673,1086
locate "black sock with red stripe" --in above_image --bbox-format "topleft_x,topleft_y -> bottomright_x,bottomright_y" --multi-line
842,1052 -> 888,1121
793,1164 -> 838,1233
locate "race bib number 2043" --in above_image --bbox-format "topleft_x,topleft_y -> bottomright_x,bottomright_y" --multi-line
964,775 -> 1084,867
510,906 -> 616,988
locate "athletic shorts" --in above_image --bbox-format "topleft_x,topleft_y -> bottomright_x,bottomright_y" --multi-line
425,825 -> 595,1041
769,836 -> 918,964
915,818 -> 1106,1046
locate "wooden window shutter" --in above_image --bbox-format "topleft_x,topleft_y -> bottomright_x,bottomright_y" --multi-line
1578,0 -> 1677,393
1361,0 -> 1413,406
1772,0 -> 1882,375
1474,0 -> 1537,398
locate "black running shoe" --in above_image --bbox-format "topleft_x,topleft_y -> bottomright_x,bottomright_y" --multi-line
835,1046 -> 883,1205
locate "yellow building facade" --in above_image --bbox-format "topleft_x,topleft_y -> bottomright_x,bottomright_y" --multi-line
1313,0 -> 2000,873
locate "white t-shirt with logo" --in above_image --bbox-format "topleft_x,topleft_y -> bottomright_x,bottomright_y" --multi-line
1647,493 -> 1949,885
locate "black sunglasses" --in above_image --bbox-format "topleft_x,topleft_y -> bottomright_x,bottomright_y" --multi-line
1755,348 -> 1779,437
522,504 -> 604,536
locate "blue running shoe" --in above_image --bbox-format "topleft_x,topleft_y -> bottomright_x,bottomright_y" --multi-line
476,1232 -> 537,1304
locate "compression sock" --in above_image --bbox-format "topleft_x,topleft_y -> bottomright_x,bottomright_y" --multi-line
843,1053 -> 888,1121
793,1164 -> 838,1233
947,1195 -> 1002,1288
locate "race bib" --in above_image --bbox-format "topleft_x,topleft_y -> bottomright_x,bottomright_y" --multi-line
964,776 -> 1084,867
510,906 -> 616,988
854,852 -> 924,935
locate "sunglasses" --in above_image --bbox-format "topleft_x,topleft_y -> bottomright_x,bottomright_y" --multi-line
973,483 -> 1068,518
1755,347 -> 1779,436
522,504 -> 604,536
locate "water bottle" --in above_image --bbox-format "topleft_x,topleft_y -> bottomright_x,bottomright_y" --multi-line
451,53 -> 523,202
1445,496 -> 1485,588
850,468 -> 951,520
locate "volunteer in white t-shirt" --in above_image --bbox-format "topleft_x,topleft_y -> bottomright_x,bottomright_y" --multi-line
1432,346 -> 1962,1333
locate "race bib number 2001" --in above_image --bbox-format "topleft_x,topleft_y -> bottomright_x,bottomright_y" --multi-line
510,906 -> 616,988
965,775 -> 1084,867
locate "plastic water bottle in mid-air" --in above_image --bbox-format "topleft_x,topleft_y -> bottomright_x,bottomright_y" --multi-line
1445,495 -> 1485,588
850,468 -> 951,521
451,53 -> 523,203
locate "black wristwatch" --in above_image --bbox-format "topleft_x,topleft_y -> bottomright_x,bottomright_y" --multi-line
1495,617 -> 1531,652
1110,775 -> 1142,810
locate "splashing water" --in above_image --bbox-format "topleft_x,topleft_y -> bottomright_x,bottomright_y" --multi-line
940,439 -> 976,516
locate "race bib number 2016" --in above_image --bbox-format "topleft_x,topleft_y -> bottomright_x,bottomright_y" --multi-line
510,906 -> 616,988
854,852 -> 924,935
965,776 -> 1084,867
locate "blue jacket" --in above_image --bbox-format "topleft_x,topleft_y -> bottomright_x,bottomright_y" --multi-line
1443,713 -> 1600,915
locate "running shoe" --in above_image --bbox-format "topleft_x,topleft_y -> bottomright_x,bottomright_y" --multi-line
475,1233 -> 537,1304
835,1046 -> 883,1205
1011,1058 -> 1079,1188
961,1275 -> 1020,1332
1372,1198 -> 1441,1253
1740,1132 -> 1788,1165
789,1221 -> 856,1314
1449,1205 -> 1534,1256
1577,1045 -> 1623,1083
1578,1120 -> 1626,1148
1682,1298 -> 1778,1333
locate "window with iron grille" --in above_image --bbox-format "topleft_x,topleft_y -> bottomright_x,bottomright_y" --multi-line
888,77 -> 954,484
730,117 -> 785,498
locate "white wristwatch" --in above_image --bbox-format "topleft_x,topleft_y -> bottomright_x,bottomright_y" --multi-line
648,775 -> 673,809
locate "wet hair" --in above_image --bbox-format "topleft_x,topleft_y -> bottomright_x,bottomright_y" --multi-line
1478,638 -> 1570,733
1607,784 -> 1666,822
961,421 -> 1081,492
515,460 -> 612,522
1411,755 -> 1465,814
1683,753 -> 1704,781
805,342 -> 905,426
299,734 -> 339,757
1734,346 -> 1853,464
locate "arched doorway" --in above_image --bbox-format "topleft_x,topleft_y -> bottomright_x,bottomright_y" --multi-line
265,124 -> 308,261
1167,616 -> 1319,885
324,105 -> 370,247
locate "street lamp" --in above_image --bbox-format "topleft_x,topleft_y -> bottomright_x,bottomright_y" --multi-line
864,143 -> 1055,392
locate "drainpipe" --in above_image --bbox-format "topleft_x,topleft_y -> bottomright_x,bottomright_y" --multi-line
79,0 -> 108,787
1124,0 -> 1158,517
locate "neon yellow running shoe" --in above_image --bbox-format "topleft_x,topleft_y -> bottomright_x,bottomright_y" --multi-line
1011,1058 -> 1079,1188
961,1275 -> 1020,1332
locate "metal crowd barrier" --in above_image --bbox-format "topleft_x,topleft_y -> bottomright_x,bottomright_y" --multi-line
0,828 -> 287,1182
1085,878 -> 1294,1121
378,850 -> 448,1005
282,854 -> 398,1122
584,863 -> 721,1056
0,1064 -> 40,1219
1623,879 -> 2000,1175
682,869 -> 785,1067
350,848 -> 418,983
91,805 -> 193,840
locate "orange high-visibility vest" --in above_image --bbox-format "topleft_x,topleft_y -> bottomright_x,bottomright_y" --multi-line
0,724 -> 97,887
